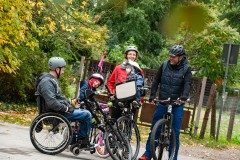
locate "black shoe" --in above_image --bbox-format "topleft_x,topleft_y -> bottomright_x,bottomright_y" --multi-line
132,100 -> 140,109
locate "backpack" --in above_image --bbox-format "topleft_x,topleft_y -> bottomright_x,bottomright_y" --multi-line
162,61 -> 189,78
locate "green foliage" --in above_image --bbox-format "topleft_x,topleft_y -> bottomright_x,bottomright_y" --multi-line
165,2 -> 240,84
0,0 -> 109,101
217,0 -> 240,33
0,0 -> 38,74
0,47 -> 47,101
140,48 -> 168,69
94,0 -> 168,55
105,37 -> 136,64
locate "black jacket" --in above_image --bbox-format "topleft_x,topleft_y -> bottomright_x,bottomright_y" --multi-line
149,57 -> 192,101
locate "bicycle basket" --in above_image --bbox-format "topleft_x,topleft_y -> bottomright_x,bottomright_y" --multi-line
115,79 -> 136,102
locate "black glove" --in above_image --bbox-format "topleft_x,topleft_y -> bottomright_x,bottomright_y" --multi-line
66,107 -> 74,114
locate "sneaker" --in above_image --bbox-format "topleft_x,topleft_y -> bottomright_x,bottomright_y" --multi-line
132,100 -> 140,109
138,155 -> 150,160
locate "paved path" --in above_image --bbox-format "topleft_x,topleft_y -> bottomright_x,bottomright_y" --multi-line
0,122 -> 202,160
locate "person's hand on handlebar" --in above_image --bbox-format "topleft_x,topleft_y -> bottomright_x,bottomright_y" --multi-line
178,97 -> 188,104
148,98 -> 155,104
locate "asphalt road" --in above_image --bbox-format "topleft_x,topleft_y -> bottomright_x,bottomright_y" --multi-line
0,122 -> 202,160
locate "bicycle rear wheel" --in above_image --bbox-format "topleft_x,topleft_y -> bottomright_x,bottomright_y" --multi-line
105,129 -> 132,160
30,112 -> 72,155
117,116 -> 140,160
150,119 -> 176,160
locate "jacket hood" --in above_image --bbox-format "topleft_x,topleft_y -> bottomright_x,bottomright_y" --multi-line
37,72 -> 54,82
35,72 -> 54,89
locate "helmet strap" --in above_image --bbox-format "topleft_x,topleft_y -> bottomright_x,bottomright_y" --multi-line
55,68 -> 61,79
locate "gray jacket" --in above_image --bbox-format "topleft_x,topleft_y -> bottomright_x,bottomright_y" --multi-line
35,72 -> 70,113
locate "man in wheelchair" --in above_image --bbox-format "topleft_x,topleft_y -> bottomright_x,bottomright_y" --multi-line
35,57 -> 92,149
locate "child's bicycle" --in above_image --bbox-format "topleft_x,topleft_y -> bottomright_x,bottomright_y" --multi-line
150,98 -> 180,160
93,102 -> 110,158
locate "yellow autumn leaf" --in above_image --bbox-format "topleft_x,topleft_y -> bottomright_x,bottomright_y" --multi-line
82,1 -> 87,6
67,0 -> 73,4
48,21 -> 56,32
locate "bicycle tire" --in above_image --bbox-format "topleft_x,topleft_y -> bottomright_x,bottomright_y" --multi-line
105,129 -> 132,160
95,131 -> 110,158
117,116 -> 140,160
150,119 -> 176,160
30,112 -> 72,155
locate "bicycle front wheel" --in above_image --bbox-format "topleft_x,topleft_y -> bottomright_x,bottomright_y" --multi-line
95,131 -> 110,158
150,119 -> 176,160
105,129 -> 132,160
117,116 -> 140,160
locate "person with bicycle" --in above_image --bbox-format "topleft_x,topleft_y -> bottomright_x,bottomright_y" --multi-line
139,45 -> 192,160
107,45 -> 144,119
35,57 -> 92,148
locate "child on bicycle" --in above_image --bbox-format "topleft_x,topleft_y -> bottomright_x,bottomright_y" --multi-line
78,73 -> 104,102
74,73 -> 106,152
69,73 -> 104,146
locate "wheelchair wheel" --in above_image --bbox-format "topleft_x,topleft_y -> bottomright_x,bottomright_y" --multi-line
30,112 -> 72,155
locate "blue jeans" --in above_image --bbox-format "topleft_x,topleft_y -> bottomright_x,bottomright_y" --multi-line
143,103 -> 184,160
63,108 -> 92,138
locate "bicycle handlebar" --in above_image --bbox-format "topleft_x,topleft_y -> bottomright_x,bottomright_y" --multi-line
154,98 -> 181,106
94,90 -> 107,95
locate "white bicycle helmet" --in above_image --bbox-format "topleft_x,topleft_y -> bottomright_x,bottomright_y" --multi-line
89,73 -> 104,86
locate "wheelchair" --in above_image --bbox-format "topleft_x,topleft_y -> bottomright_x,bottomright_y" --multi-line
30,112 -> 94,155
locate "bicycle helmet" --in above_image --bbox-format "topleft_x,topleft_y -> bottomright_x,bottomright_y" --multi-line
48,57 -> 66,70
124,46 -> 139,59
168,45 -> 185,56
89,73 -> 104,86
